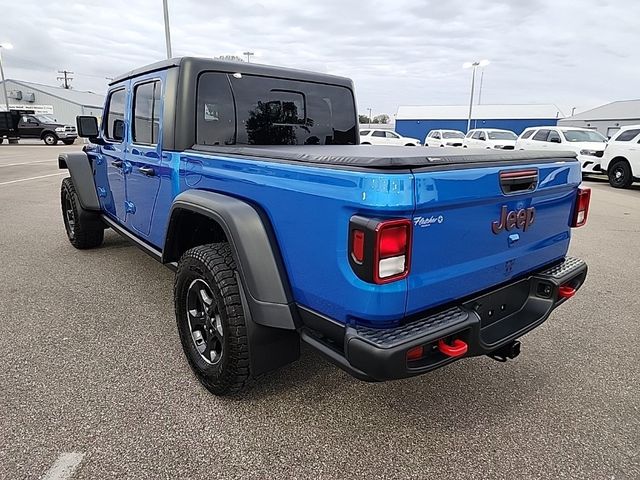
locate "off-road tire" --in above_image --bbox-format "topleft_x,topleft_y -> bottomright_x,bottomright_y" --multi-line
60,177 -> 104,249
608,159 -> 633,189
43,133 -> 58,145
174,243 -> 251,396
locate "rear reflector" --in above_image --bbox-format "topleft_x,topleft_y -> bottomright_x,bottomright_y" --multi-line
571,187 -> 591,227
352,229 -> 365,263
406,345 -> 424,361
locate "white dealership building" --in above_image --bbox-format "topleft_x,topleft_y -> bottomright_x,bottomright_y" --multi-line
0,79 -> 104,125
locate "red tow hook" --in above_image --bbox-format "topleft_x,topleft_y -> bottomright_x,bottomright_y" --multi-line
558,285 -> 576,299
437,339 -> 468,358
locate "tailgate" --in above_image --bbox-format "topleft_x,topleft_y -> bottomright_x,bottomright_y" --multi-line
406,159 -> 581,316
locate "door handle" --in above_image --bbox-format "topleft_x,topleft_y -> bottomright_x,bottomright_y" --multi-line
138,166 -> 155,176
111,160 -> 123,168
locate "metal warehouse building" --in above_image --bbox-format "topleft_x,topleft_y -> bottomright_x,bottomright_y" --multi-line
395,104 -> 563,140
558,99 -> 640,138
0,79 -> 104,125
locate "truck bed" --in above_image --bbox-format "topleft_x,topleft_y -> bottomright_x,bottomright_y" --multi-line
190,145 -> 577,170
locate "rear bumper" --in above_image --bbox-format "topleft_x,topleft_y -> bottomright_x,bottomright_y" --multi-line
300,256 -> 587,381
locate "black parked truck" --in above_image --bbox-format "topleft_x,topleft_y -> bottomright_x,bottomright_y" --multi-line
0,109 -> 77,145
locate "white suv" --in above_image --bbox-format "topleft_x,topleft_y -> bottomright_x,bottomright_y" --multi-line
359,129 -> 421,146
600,125 -> 640,188
424,129 -> 465,147
516,126 -> 607,174
463,129 -> 517,149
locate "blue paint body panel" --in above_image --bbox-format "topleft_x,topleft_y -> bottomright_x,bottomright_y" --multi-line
396,118 -> 558,139
89,72 -> 581,329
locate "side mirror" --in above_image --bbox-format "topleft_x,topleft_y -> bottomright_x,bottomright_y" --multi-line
113,119 -> 125,142
76,116 -> 99,138
550,137 -> 561,144
479,136 -> 486,141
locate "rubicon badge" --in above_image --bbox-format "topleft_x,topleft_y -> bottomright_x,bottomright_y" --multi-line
492,206 -> 535,234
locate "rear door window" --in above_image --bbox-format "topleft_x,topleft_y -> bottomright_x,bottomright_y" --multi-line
521,130 -> 535,139
547,130 -> 561,143
372,131 -> 385,137
132,80 -> 161,145
532,129 -> 550,141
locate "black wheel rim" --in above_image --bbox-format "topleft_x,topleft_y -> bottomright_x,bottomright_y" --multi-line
186,279 -> 223,364
63,192 -> 76,240
612,165 -> 626,186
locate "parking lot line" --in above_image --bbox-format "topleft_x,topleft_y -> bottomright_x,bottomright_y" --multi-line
0,160 -> 53,168
41,452 -> 85,480
0,172 -> 66,186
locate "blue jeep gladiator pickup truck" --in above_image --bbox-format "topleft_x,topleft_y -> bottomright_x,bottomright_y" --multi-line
60,57 -> 589,396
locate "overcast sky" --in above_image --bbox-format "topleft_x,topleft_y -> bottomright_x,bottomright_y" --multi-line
1,0 -> 638,116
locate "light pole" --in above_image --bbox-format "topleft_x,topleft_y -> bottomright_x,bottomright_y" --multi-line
0,42 -> 13,112
463,59 -> 489,133
243,51 -> 254,63
478,69 -> 485,105
162,0 -> 172,58
368,107 -> 372,128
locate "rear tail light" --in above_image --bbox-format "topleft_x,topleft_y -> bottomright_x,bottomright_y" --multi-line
571,187 -> 591,227
348,217 -> 412,284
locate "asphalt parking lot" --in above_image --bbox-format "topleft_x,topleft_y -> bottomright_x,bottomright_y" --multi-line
0,143 -> 638,479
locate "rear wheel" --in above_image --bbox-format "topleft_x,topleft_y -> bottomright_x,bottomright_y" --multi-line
61,177 -> 104,249
608,159 -> 633,189
43,133 -> 58,145
405,143 -> 415,146
174,243 -> 252,396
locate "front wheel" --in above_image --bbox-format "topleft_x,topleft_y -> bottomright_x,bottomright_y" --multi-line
43,133 -> 58,145
174,243 -> 252,396
405,143 -> 415,146
61,177 -> 104,249
62,139 -> 76,145
608,160 -> 633,189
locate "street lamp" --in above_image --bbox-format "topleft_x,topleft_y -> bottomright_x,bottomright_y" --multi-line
243,51 -> 254,63
368,107 -> 372,128
463,59 -> 489,133
0,42 -> 13,113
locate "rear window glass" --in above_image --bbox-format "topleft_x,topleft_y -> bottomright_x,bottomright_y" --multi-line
359,130 -> 370,136
230,74 -> 356,145
614,129 -> 640,142
196,73 -> 236,145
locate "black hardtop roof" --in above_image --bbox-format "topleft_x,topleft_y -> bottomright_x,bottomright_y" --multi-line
109,56 -> 354,88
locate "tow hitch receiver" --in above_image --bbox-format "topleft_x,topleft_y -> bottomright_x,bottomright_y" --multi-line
437,338 -> 468,358
488,340 -> 521,362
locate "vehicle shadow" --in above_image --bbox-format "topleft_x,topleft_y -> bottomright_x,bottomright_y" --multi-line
582,174 -> 640,191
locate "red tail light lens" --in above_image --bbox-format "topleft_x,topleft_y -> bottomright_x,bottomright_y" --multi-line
571,187 -> 591,227
374,219 -> 412,284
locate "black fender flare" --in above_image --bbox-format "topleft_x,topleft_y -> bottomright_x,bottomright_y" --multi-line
58,152 -> 101,211
163,190 -> 297,331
